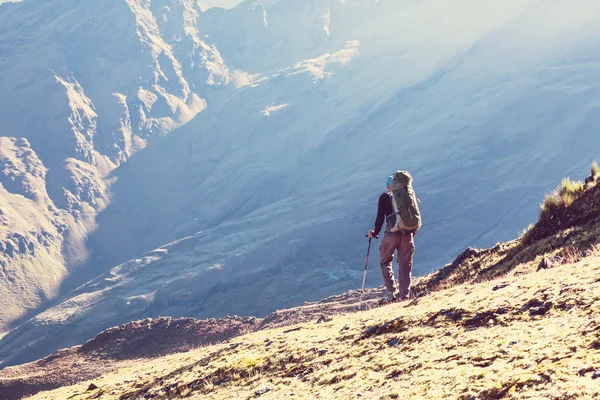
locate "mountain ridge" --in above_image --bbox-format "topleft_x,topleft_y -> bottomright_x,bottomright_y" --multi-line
0,0 -> 241,332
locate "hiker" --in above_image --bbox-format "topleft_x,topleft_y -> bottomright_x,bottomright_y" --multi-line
367,172 -> 422,303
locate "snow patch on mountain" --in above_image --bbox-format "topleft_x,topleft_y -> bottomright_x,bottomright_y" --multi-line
284,40 -> 360,82
261,103 -> 289,116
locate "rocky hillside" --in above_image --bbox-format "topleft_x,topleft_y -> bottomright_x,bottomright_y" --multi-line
31,251 -> 600,400
2,0 -> 600,372
0,287 -> 389,399
15,239 -> 600,399
0,0 -> 235,332
2,167 -> 600,399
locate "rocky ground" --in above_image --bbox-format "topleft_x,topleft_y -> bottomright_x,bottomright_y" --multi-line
20,251 -> 600,399
0,287 -> 387,399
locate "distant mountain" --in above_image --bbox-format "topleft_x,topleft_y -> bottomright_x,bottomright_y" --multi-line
0,0 -> 237,332
1,0 -> 600,367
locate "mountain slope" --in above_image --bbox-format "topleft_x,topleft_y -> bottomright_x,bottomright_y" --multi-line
0,288 -> 388,400
3,0 -> 600,368
3,169 -> 600,399
0,138 -> 66,329
87,0 -> 600,285
3,0 -> 600,370
23,251 -> 600,399
0,0 -> 239,331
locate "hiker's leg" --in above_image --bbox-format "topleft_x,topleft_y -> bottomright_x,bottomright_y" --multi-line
379,234 -> 397,294
397,232 -> 415,299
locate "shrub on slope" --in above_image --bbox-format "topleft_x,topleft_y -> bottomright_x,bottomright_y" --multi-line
414,162 -> 600,293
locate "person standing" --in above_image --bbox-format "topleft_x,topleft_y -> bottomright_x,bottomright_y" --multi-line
367,172 -> 421,303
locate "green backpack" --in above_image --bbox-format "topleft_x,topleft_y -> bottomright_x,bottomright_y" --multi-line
387,171 -> 422,232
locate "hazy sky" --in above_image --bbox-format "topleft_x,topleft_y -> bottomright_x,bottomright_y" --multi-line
201,0 -> 245,9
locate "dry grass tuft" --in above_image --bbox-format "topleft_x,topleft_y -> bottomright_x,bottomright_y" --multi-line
539,193 -> 560,223
539,178 -> 584,223
557,177 -> 585,205
519,223 -> 535,244
591,160 -> 599,179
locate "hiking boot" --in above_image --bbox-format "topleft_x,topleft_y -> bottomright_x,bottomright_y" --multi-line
378,291 -> 400,306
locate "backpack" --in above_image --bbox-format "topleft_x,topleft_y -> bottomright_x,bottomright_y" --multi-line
387,171 -> 422,233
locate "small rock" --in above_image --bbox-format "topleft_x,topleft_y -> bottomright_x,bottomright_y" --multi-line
255,387 -> 271,396
492,283 -> 509,291
387,369 -> 403,379
363,326 -> 378,337
316,315 -> 332,323
388,337 -> 399,347
529,307 -> 544,316
529,302 -> 553,316
265,341 -> 273,347
340,326 -> 350,332
283,327 -> 302,334
509,341 -> 518,346
537,257 -> 555,272
593,370 -> 600,380
578,367 -> 594,377
87,383 -> 99,391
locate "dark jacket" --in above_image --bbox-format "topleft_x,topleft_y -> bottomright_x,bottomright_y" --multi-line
373,193 -> 392,237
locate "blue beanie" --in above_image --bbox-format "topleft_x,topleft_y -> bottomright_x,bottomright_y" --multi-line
386,175 -> 393,187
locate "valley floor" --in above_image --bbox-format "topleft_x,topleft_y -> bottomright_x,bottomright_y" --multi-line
27,253 -> 600,400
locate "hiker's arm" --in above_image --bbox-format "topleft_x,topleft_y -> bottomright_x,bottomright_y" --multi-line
373,194 -> 387,237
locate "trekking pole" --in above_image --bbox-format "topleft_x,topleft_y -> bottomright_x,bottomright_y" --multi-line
360,236 -> 373,305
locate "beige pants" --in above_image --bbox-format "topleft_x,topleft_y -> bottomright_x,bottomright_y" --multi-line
379,231 -> 415,299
